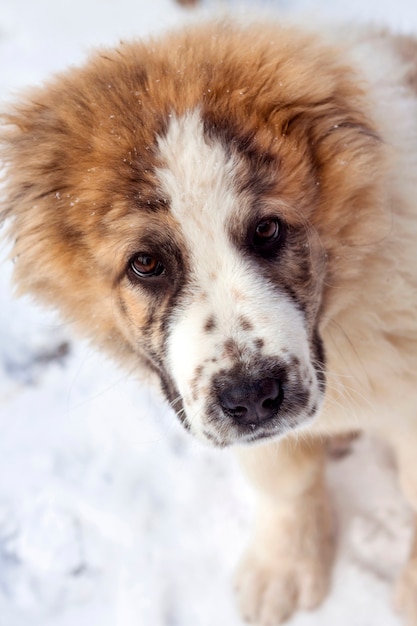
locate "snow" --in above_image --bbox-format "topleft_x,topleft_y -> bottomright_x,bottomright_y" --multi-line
0,1 -> 416,625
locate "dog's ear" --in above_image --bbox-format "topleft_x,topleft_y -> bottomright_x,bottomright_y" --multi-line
292,102 -> 392,319
2,99 -> 60,224
0,92 -> 84,296
0,84 -> 118,342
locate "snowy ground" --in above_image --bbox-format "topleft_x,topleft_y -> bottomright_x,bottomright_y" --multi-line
1,1 -> 417,625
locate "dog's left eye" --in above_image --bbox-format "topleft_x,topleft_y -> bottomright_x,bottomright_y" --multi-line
253,218 -> 280,246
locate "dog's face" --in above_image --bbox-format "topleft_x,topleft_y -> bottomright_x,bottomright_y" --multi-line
154,110 -> 326,446
1,23 -> 386,447
154,110 -> 324,445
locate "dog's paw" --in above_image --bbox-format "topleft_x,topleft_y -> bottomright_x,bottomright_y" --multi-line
234,495 -> 334,625
234,550 -> 329,625
395,560 -> 417,625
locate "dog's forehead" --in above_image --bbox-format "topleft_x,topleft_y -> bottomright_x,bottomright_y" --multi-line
155,110 -> 239,249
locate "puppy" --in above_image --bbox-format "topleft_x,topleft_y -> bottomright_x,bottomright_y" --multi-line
1,19 -> 417,625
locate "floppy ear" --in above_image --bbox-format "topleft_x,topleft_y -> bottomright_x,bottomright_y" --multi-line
0,92 -> 127,361
295,104 -> 391,320
1,93 -> 91,298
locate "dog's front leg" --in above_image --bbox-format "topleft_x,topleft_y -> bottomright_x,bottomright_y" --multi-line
234,437 -> 334,625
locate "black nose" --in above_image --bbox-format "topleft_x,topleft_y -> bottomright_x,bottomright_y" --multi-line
218,377 -> 282,425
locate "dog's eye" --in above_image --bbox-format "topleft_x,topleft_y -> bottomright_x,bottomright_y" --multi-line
129,253 -> 165,278
253,218 -> 280,246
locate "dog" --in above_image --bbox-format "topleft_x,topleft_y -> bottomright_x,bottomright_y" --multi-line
1,18 -> 417,625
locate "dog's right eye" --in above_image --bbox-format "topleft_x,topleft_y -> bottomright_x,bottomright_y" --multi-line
254,218 -> 280,246
129,253 -> 165,278
249,217 -> 285,259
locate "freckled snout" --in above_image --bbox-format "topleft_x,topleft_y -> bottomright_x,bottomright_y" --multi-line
218,376 -> 283,425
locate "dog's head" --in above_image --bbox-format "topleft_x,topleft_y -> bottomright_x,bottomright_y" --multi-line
1,22 -> 386,446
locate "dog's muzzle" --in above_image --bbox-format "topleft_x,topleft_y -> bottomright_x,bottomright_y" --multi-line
204,355 -> 318,445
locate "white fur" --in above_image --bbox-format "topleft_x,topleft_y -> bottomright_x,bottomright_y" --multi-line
156,111 -> 320,443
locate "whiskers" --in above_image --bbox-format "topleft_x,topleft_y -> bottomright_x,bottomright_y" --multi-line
169,394 -> 190,426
